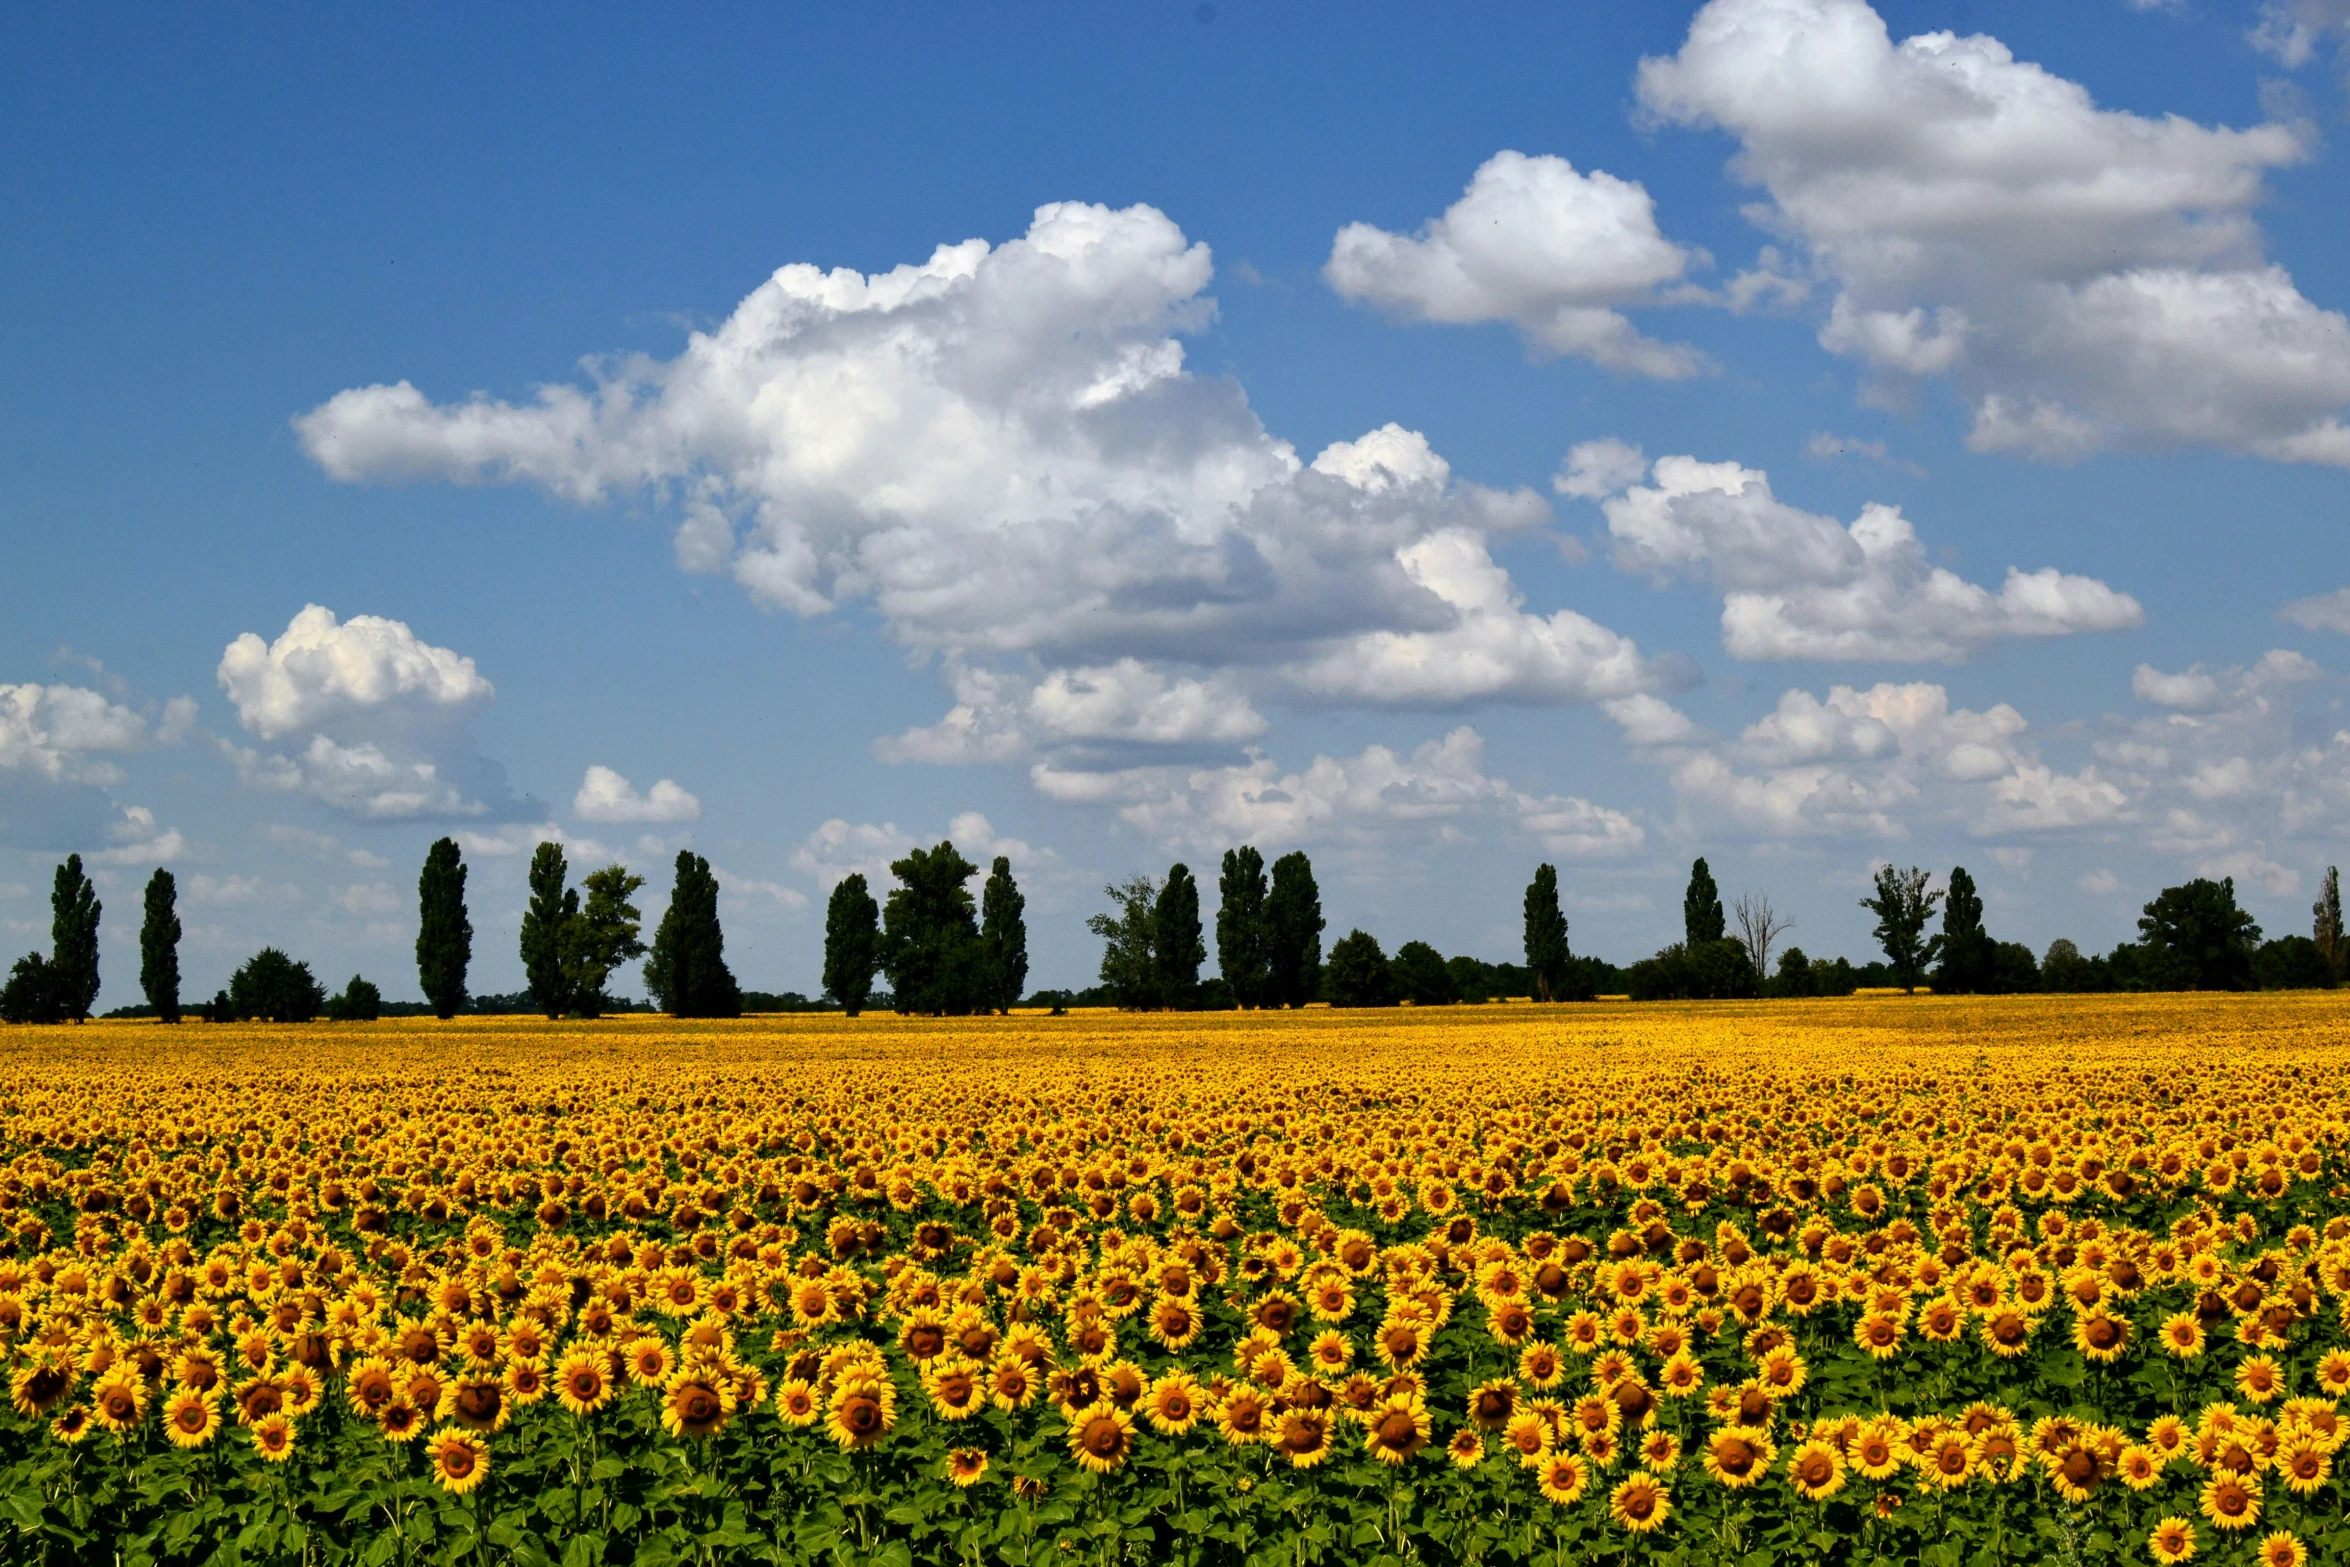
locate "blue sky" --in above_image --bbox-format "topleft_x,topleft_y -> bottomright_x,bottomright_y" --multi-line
7,0 -> 2350,1004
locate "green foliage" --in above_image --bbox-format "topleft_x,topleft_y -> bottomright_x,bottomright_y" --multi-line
48,854 -> 100,1023
322,973 -> 383,1021
2138,876 -> 2262,991
1264,852 -> 1324,1010
1627,938 -> 1757,1000
822,874 -> 882,1017
2254,933 -> 2335,989
139,867 -> 181,1024
0,953 -> 60,1024
1322,928 -> 1395,1006
1088,874 -> 1162,1010
520,843 -> 577,1019
563,866 -> 649,1018
980,857 -> 1029,1015
2316,865 -> 2346,982
1520,864 -> 1570,1002
228,947 -> 325,1022
645,853 -> 741,1018
1390,940 -> 1456,1005
1152,865 -> 1205,1009
1682,856 -> 1723,947
1860,864 -> 1942,993
878,841 -> 983,1016
1933,866 -> 1996,994
415,836 -> 472,1019
1215,846 -> 1270,1009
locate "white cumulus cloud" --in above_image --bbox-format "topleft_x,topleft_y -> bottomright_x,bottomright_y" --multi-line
573,765 -> 702,824
1637,0 -> 2350,464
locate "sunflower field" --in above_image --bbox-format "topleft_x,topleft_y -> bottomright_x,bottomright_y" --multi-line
3,995 -> 2349,1567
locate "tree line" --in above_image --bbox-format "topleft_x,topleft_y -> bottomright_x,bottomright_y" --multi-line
4,836 -> 2343,1025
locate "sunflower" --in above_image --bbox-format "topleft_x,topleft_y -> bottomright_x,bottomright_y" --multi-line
1702,1429 -> 1775,1489
163,1388 -> 220,1449
1853,1313 -> 1903,1360
346,1357 -> 398,1417
1503,1411 -> 1553,1465
2159,1313 -> 2206,1359
827,1376 -> 897,1451
624,1338 -> 675,1388
430,1429 -> 490,1496
1216,1387 -> 1269,1446
377,1398 -> 426,1442
661,1371 -> 736,1439
923,1357 -> 987,1422
10,1359 -> 73,1419
1465,1377 -> 1517,1432
1852,1418 -> 1905,1480
945,1447 -> 989,1488
52,1405 -> 93,1444
2257,1531 -> 2307,1567
1657,1351 -> 1704,1398
2236,1355 -> 2284,1405
988,1356 -> 1039,1412
2276,1440 -> 2329,1495
1787,1439 -> 1844,1501
440,1374 -> 509,1434
554,1350 -> 614,1417
250,1411 -> 295,1463
1516,1340 -> 1564,1391
1143,1372 -> 1202,1437
2316,1350 -> 2350,1398
2199,1471 -> 2262,1533
1274,1407 -> 1333,1469
1068,1401 -> 1133,1474
1537,1450 -> 1590,1505
774,1377 -> 821,1427
2147,1516 -> 2196,1565
1373,1315 -> 1429,1370
2119,1444 -> 2163,1491
1364,1396 -> 1429,1465
1148,1295 -> 1202,1351
1608,1473 -> 1670,1534
282,1364 -> 324,1416
90,1371 -> 145,1433
1307,1329 -> 1352,1374
1640,1430 -> 1681,1473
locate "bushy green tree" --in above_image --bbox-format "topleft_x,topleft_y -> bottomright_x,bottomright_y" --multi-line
140,868 -> 181,1024
980,857 -> 1028,1014
1683,858 -> 1724,948
823,873 -> 881,1017
229,948 -> 324,1022
1392,941 -> 1456,1006
1522,864 -> 1570,1002
645,852 -> 740,1018
1154,865 -> 1205,1009
1216,846 -> 1271,1009
520,842 -> 577,1018
879,842 -> 983,1016
1265,852 -> 1325,1009
1324,929 -> 1396,1007
50,854 -> 99,1023
2139,876 -> 2261,991
1861,865 -> 1943,993
323,974 -> 383,1021
1089,875 -> 1161,1010
2254,935 -> 2335,990
416,837 -> 472,1019
0,954 -> 60,1024
562,866 -> 647,1017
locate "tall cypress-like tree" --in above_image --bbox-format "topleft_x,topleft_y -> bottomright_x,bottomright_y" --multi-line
1154,864 -> 1205,1009
1522,863 -> 1571,1002
1265,851 -> 1325,1009
51,854 -> 99,1023
979,856 -> 1028,1014
415,837 -> 472,1020
878,842 -> 982,1015
520,842 -> 576,1019
2316,866 -> 2345,984
823,874 -> 882,1016
139,868 -> 181,1023
1216,846 -> 1271,1009
1936,866 -> 1995,994
645,852 -> 741,1018
1683,858 -> 1724,949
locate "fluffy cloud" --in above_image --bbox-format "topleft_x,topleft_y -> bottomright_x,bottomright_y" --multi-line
573,765 -> 701,824
1325,151 -> 1710,377
0,683 -> 153,788
0,684 -> 191,853
789,811 -> 1050,897
217,606 -> 520,820
1637,0 -> 2350,464
2281,588 -> 2350,636
1572,446 -> 2140,660
297,206 -> 1669,768
1032,727 -> 1642,859
2253,0 -> 2350,70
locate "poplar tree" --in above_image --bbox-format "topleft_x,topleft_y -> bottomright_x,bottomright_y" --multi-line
646,852 -> 741,1018
1936,866 -> 1994,993
1216,846 -> 1270,1008
1683,858 -> 1724,948
520,842 -> 576,1019
823,873 -> 881,1016
979,856 -> 1028,1014
879,842 -> 982,1015
1154,864 -> 1205,1009
416,837 -> 472,1019
1522,863 -> 1570,1002
140,868 -> 181,1023
2315,866 -> 2345,984
1265,851 -> 1325,1009
51,854 -> 100,1023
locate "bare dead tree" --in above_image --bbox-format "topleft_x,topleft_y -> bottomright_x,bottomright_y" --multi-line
1733,891 -> 1795,982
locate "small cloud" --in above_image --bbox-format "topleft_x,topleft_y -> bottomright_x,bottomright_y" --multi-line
574,765 -> 701,824
2281,588 -> 2350,635
2078,868 -> 2120,895
1803,431 -> 1926,477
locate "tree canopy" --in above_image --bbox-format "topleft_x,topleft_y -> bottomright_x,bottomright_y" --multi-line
1216,847 -> 1271,1009
1522,864 -> 1570,1002
880,841 -> 983,1016
645,852 -> 741,1018
140,868 -> 181,1024
416,836 -> 472,1020
823,873 -> 882,1017
1861,865 -> 1943,993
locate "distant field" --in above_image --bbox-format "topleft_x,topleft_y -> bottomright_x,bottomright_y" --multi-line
3,993 -> 2348,1565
